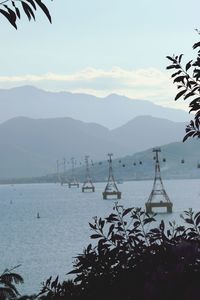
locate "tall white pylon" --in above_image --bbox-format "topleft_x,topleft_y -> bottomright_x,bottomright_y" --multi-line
82,156 -> 95,192
68,157 -> 79,188
103,153 -> 121,199
145,148 -> 173,213
56,158 -> 68,185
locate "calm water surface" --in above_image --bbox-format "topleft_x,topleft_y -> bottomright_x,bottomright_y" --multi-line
0,179 -> 200,294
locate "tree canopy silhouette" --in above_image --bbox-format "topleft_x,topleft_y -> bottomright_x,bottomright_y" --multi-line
0,265 -> 23,300
167,31 -> 200,142
38,205 -> 200,300
0,0 -> 52,29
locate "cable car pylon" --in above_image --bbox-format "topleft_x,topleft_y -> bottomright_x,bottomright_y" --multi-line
82,155 -> 95,192
56,160 -> 61,184
57,158 -> 68,186
68,157 -> 79,188
145,148 -> 173,213
102,153 -> 121,200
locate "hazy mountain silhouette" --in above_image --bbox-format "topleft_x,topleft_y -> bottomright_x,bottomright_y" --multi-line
0,85 -> 191,129
111,115 -> 186,153
0,115 -> 186,179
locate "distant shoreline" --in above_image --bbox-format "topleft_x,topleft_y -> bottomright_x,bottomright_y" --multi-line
0,175 -> 199,185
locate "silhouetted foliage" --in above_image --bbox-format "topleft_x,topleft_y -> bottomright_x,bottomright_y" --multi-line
0,265 -> 23,300
39,204 -> 200,300
167,31 -> 200,142
0,0 -> 52,29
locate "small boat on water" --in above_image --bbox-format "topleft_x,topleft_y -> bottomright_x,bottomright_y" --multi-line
37,212 -> 40,219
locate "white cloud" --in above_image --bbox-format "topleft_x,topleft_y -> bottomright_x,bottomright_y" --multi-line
0,67 -> 189,110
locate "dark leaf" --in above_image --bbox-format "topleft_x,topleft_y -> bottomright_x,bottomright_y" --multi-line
178,54 -> 183,63
51,275 -> 59,289
122,208 -> 133,217
45,276 -> 52,286
176,226 -> 185,232
166,65 -> 177,70
184,91 -> 195,100
143,217 -> 155,225
193,42 -> 200,49
134,221 -> 140,227
183,131 -> 195,142
173,76 -> 185,83
160,220 -> 165,231
67,269 -> 81,275
166,56 -> 176,63
167,229 -> 171,237
0,8 -> 17,29
26,0 -> 37,10
90,234 -> 102,239
89,222 -> 96,230
194,211 -> 200,220
195,117 -> 200,130
11,1 -> 20,19
21,2 -> 35,21
107,224 -> 115,237
195,215 -> 200,226
186,60 -> 193,71
15,7 -> 20,19
171,70 -> 182,78
184,218 -> 194,225
99,219 -> 105,228
87,244 -> 92,252
174,89 -> 187,101
34,0 -> 52,23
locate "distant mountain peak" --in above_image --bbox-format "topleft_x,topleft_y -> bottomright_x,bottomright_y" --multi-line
10,85 -> 42,92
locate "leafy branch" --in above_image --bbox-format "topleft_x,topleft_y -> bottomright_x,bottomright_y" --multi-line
0,0 -> 52,29
166,36 -> 200,141
39,206 -> 200,300
0,265 -> 23,299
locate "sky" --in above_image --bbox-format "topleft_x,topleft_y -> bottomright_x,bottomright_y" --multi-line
0,0 -> 200,110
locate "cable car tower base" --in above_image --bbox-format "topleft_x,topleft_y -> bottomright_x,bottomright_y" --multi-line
102,190 -> 121,200
68,181 -> 79,188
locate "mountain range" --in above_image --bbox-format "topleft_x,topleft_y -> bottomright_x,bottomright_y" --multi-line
0,115 -> 186,179
0,85 -> 196,180
0,85 -> 191,129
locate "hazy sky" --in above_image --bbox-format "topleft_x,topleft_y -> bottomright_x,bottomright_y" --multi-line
0,0 -> 200,109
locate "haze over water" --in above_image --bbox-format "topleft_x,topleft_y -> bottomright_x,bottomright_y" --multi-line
1,180 -> 200,294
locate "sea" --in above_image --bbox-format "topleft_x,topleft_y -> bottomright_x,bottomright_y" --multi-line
0,179 -> 200,295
